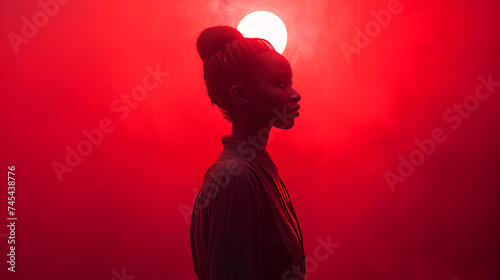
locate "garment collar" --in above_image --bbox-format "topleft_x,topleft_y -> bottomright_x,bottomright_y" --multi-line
221,135 -> 279,180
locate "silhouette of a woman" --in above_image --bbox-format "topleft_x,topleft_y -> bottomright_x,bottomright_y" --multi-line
190,25 -> 305,280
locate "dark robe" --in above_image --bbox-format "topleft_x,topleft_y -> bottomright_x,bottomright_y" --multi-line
190,135 -> 305,280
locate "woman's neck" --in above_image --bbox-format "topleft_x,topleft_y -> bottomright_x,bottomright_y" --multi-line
230,118 -> 270,151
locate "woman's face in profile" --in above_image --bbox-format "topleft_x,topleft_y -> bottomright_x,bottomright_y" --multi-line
247,51 -> 302,129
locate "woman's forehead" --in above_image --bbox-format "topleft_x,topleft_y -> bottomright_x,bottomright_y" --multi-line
256,51 -> 293,78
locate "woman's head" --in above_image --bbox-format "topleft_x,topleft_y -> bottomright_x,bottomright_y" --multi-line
197,25 -> 301,129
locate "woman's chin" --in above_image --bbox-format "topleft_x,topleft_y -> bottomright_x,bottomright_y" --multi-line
274,119 -> 295,130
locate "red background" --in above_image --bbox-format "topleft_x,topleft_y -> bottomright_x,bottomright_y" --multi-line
1,0 -> 499,279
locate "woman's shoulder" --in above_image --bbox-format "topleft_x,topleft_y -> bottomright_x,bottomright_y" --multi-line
199,155 -> 262,206
204,154 -> 255,183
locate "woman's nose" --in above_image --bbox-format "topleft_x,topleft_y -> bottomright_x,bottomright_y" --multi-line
290,87 -> 301,102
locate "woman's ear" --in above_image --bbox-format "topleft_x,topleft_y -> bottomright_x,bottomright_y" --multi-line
230,85 -> 249,105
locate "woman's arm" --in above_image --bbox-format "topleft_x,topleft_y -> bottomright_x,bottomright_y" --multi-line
204,165 -> 266,280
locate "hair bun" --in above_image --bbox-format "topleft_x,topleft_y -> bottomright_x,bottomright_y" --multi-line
196,25 -> 244,62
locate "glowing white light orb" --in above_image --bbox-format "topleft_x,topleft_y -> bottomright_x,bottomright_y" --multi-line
237,11 -> 288,54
